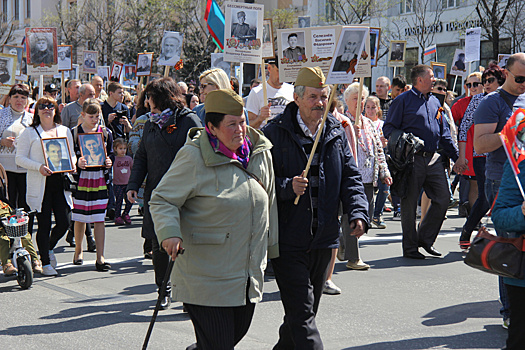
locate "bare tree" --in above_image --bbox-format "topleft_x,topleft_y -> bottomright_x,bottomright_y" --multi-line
0,14 -> 16,46
475,0 -> 517,59
266,8 -> 296,30
500,0 -> 525,54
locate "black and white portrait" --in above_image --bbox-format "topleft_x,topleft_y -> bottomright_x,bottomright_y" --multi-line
498,54 -> 511,69
98,66 -> 110,83
28,32 -> 55,66
110,62 -> 123,82
42,137 -> 73,173
57,45 -> 72,71
431,62 -> 447,80
390,42 -> 405,61
3,46 -> 23,75
211,53 -> 231,76
332,29 -> 365,72
281,32 -> 306,61
136,53 -> 153,76
230,9 -> 257,41
83,51 -> 98,74
158,31 -> 183,66
0,57 -> 13,84
453,52 -> 465,71
298,16 -> 310,28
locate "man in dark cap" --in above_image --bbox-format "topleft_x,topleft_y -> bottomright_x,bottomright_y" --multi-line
263,67 -> 369,349
44,83 -> 59,100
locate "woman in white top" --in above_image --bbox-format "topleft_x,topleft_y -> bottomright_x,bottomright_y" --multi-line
16,97 -> 76,276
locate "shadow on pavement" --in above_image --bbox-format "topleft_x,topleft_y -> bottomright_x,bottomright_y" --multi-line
422,300 -> 502,326
342,325 -> 506,350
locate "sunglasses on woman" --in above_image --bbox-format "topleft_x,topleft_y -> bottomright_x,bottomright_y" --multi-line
38,103 -> 55,110
482,77 -> 496,85
435,86 -> 447,92
465,82 -> 482,89
507,70 -> 525,84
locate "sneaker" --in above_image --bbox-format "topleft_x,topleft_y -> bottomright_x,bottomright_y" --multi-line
448,199 -> 459,209
3,262 -> 17,275
393,211 -> 401,221
336,246 -> 345,261
123,214 -> 132,225
323,280 -> 341,295
49,250 -> 57,268
503,317 -> 510,330
371,217 -> 386,229
346,259 -> 370,270
32,260 -> 43,274
114,217 -> 125,225
42,264 -> 58,276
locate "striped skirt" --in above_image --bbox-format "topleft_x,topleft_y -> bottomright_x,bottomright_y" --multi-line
72,170 -> 108,223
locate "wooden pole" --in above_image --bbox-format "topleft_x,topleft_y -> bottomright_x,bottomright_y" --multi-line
61,71 -> 65,102
239,62 -> 244,96
393,66 -> 397,77
261,58 -> 267,104
355,78 -> 364,126
163,66 -> 170,78
294,84 -> 337,205
453,75 -> 458,95
39,75 -> 44,100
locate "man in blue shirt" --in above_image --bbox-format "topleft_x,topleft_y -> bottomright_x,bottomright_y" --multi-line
384,65 -> 458,259
473,52 -> 525,329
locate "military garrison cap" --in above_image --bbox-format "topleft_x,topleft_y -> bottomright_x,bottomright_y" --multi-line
295,66 -> 327,88
205,89 -> 244,116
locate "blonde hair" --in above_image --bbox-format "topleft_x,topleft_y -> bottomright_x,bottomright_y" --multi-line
467,72 -> 482,81
199,68 -> 231,90
343,82 -> 369,102
365,95 -> 382,119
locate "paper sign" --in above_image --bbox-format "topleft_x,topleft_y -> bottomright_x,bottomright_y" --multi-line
224,1 -> 264,64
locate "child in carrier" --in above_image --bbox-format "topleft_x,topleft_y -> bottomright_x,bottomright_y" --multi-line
112,138 -> 133,225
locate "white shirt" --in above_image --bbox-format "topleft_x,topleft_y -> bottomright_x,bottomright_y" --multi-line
246,82 -> 294,127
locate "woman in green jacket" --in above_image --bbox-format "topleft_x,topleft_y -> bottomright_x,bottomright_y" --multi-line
150,89 -> 278,350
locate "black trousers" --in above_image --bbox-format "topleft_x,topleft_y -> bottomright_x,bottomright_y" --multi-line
184,289 -> 255,350
401,154 -> 449,253
36,174 -> 71,266
506,284 -> 525,350
151,235 -> 170,291
6,171 -> 34,234
271,248 -> 332,350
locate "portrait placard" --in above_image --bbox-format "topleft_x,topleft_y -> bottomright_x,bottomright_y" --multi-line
354,27 -> 371,78
450,48 -> 466,77
41,137 -> 74,173
0,53 -> 17,95
57,45 -> 72,72
465,27 -> 481,62
110,61 -> 124,82
3,45 -> 23,78
298,16 -> 310,28
431,62 -> 447,80
387,40 -> 406,68
123,65 -> 138,86
25,27 -> 58,75
498,54 -> 511,69
326,26 -> 368,84
78,133 -> 107,168
136,53 -> 153,77
97,66 -> 110,84
369,27 -> 381,67
211,53 -> 231,76
158,31 -> 183,66
82,50 -> 98,74
262,19 -> 275,59
224,1 -> 264,64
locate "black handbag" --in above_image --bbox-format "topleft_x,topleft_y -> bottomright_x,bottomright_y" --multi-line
464,226 -> 525,279
62,173 -> 78,193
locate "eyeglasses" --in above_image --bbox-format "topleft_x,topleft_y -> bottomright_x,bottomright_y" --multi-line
435,86 -> 447,92
465,82 -> 482,89
200,83 -> 211,89
507,70 -> 525,84
482,77 -> 496,85
38,103 -> 55,110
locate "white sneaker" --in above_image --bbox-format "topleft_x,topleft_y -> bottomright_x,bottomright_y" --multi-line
503,317 -> 510,330
336,246 -> 345,261
49,251 -> 57,268
42,264 -> 58,276
346,259 -> 370,270
323,280 -> 341,295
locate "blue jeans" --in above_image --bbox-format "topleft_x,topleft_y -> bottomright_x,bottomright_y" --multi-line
373,181 -> 389,218
459,175 -> 470,204
462,157 -> 489,235
485,177 -> 510,319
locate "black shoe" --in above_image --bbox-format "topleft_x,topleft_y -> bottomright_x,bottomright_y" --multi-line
95,261 -> 111,271
160,295 -> 171,310
458,202 -> 470,217
107,208 -> 115,220
87,238 -> 96,252
65,231 -> 75,247
186,343 -> 198,350
403,251 -> 425,259
144,252 -> 153,260
422,245 -> 442,256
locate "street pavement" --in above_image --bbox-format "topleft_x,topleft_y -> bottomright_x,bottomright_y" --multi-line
0,203 -> 509,349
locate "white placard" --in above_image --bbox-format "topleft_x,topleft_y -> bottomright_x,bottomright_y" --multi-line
450,48 -> 467,77
224,1 -> 264,64
326,26 -> 368,84
158,31 -> 183,66
465,27 -> 481,62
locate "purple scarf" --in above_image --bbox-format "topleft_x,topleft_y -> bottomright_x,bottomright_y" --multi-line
149,108 -> 174,129
205,126 -> 252,168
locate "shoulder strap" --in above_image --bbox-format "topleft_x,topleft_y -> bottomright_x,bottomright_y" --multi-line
33,126 -> 42,139
232,162 -> 266,192
497,89 -> 514,110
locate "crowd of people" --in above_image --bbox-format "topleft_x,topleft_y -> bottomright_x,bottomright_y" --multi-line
0,51 -> 524,349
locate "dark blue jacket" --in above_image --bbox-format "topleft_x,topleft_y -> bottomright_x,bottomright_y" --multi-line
263,102 -> 369,252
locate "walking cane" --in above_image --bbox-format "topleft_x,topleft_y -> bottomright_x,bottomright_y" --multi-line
142,248 -> 184,350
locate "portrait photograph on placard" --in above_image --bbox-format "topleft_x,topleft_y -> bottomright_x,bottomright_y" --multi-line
42,137 -> 74,173
3,45 -> 23,76
431,62 -> 447,80
224,1 -> 264,64
326,26 -> 368,84
123,64 -> 137,86
57,45 -> 72,71
262,19 -> 275,59
0,53 -> 17,94
82,50 -> 98,74
281,31 -> 306,63
211,53 -> 231,76
387,40 -> 406,67
369,27 -> 381,67
498,54 -> 511,69
158,31 -> 183,66
26,27 -> 58,75
450,48 -> 466,77
110,61 -> 124,82
79,133 -> 107,168
98,66 -> 110,84
136,53 -> 153,76
298,16 -> 311,28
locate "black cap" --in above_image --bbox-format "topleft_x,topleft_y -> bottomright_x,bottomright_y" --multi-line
44,83 -> 59,93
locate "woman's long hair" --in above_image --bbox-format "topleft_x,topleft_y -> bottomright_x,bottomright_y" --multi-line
30,97 -> 61,126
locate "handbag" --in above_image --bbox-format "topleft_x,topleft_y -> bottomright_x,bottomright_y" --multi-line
62,173 -> 78,193
464,226 -> 525,279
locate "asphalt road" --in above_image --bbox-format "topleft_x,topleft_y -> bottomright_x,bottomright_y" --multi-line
0,204 -> 508,350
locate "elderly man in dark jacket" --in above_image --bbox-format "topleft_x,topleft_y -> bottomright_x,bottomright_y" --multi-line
263,67 -> 369,350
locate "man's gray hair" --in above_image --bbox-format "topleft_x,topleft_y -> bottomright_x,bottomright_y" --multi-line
67,79 -> 81,88
79,83 -> 94,96
343,82 -> 369,102
177,81 -> 188,89
294,85 -> 331,98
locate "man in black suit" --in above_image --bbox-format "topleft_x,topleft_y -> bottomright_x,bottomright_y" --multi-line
46,140 -> 71,172
0,59 -> 10,83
